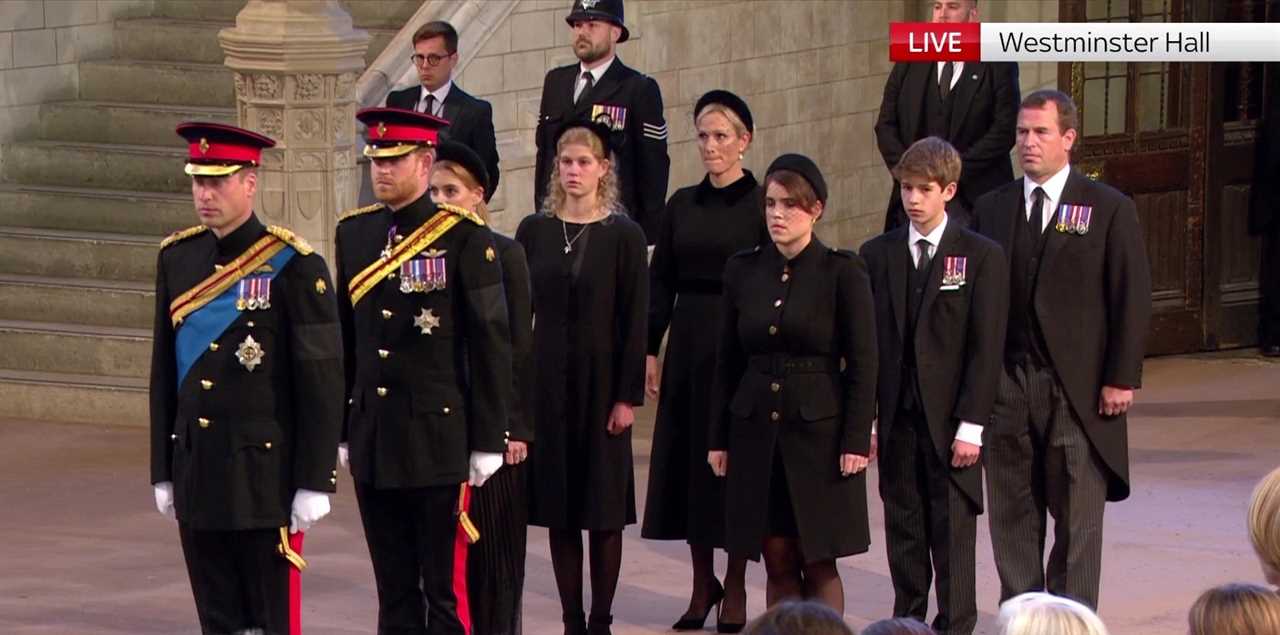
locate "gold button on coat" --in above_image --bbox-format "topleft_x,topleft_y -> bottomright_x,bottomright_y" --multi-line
198,417 -> 210,428
773,299 -> 782,308
768,325 -> 778,335
770,411 -> 781,422
377,387 -> 388,397
201,380 -> 213,390
382,309 -> 393,319
209,342 -> 219,351
378,349 -> 390,359
771,382 -> 781,392
264,442 -> 272,449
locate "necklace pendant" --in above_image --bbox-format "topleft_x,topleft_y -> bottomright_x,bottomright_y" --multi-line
564,245 -> 572,254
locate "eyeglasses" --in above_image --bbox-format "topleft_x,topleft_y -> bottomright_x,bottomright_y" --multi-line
410,52 -> 454,67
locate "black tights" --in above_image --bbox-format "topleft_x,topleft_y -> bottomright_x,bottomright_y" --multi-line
549,529 -> 623,624
761,536 -> 844,614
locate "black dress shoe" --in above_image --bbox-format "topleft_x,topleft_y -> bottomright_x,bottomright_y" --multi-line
672,580 -> 725,631
1263,343 -> 1280,357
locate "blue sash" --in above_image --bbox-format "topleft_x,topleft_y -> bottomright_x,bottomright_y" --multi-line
175,247 -> 296,386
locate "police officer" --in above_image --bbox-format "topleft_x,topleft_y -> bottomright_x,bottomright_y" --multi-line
534,0 -> 670,243
150,122 -> 344,635
335,107 -> 511,634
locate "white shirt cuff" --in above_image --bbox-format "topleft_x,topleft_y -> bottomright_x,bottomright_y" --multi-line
954,421 -> 983,446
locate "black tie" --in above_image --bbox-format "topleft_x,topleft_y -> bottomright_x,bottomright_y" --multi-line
939,62 -> 954,101
422,94 -> 437,116
916,238 -> 932,273
1029,187 -> 1046,236
576,71 -> 594,105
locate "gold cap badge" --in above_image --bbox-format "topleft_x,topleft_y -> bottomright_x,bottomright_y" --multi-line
376,122 -> 387,138
198,138 -> 210,155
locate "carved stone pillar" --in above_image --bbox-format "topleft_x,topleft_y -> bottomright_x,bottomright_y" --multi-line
218,0 -> 371,261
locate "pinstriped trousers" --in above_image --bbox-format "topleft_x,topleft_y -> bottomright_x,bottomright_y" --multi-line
880,410 -> 980,635
985,359 -> 1108,609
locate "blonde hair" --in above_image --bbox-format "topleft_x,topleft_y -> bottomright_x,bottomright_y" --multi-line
1188,583 -> 1280,635
997,592 -> 1109,635
695,103 -> 750,140
1249,467 -> 1280,584
540,126 -> 623,217
433,159 -> 489,223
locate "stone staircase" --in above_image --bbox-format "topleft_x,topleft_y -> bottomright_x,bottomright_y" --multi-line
0,0 -> 415,427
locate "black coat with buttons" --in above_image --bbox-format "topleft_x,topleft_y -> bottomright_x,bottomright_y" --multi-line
149,214 -> 344,531
335,193 -> 512,489
709,238 -> 879,562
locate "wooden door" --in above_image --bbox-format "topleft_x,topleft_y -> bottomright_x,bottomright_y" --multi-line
1201,0 -> 1276,348
1059,0 -> 1209,354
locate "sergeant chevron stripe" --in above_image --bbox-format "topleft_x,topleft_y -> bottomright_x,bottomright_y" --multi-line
642,121 -> 668,140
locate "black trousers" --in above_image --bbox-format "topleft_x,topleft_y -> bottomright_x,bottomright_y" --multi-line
355,482 -> 471,635
178,524 -> 292,635
879,410 -> 978,635
985,359 -> 1109,609
467,462 -> 528,635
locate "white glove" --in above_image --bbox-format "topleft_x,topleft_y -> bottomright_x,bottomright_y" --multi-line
337,443 -> 349,469
154,481 -> 176,521
289,489 -> 331,534
468,451 -> 504,487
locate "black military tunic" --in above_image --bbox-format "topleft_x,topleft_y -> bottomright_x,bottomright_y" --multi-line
709,238 -> 879,563
641,172 -> 766,546
534,58 -> 670,241
150,213 -> 343,530
335,195 -> 512,486
149,213 -> 343,635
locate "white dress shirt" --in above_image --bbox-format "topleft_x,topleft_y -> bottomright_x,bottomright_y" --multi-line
937,61 -> 964,91
1023,163 -> 1072,233
573,55 -> 615,103
892,213 -> 984,447
416,80 -> 452,117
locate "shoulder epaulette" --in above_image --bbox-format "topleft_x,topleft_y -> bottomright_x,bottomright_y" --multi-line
160,225 -> 208,249
438,202 -> 486,226
729,245 -> 762,259
267,225 -> 314,255
338,203 -> 385,222
830,247 -> 853,258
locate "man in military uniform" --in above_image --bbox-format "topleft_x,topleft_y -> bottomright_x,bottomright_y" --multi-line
335,107 -> 511,634
534,0 -> 670,243
150,122 -> 344,634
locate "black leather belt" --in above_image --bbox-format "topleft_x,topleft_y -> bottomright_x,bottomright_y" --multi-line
747,354 -> 839,375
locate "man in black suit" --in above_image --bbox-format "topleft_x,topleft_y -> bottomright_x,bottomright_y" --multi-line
387,21 -> 501,202
862,137 -> 1008,635
972,90 -> 1152,609
534,0 -> 669,242
875,0 -> 1020,231
1250,63 -> 1280,357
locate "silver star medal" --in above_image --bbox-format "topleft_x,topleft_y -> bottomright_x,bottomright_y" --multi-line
236,335 -> 265,371
414,308 -> 440,335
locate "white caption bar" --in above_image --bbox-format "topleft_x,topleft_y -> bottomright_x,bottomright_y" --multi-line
980,23 -> 1280,62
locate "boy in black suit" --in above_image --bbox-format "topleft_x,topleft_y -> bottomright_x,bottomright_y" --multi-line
387,21 -> 501,201
862,137 -> 1008,635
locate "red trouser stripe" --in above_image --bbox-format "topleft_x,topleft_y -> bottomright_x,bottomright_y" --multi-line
289,531 -> 305,635
453,485 -> 473,635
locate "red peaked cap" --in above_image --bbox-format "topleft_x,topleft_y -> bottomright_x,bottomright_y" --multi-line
175,122 -> 276,176
357,107 -> 451,158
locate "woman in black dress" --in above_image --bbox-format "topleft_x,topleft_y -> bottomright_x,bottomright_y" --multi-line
708,154 -> 877,615
517,122 -> 648,635
428,141 -> 533,635
642,90 -> 765,633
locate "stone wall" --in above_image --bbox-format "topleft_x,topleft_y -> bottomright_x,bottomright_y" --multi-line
0,1 -> 153,145
444,0 -> 908,248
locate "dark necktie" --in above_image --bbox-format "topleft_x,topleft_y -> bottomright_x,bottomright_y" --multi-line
576,71 -> 594,105
422,94 -> 437,116
1029,187 -> 1046,236
916,238 -> 932,273
939,62 -> 954,101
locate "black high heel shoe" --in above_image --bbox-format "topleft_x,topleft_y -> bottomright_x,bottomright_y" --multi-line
672,579 -> 725,631
716,584 -> 745,633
